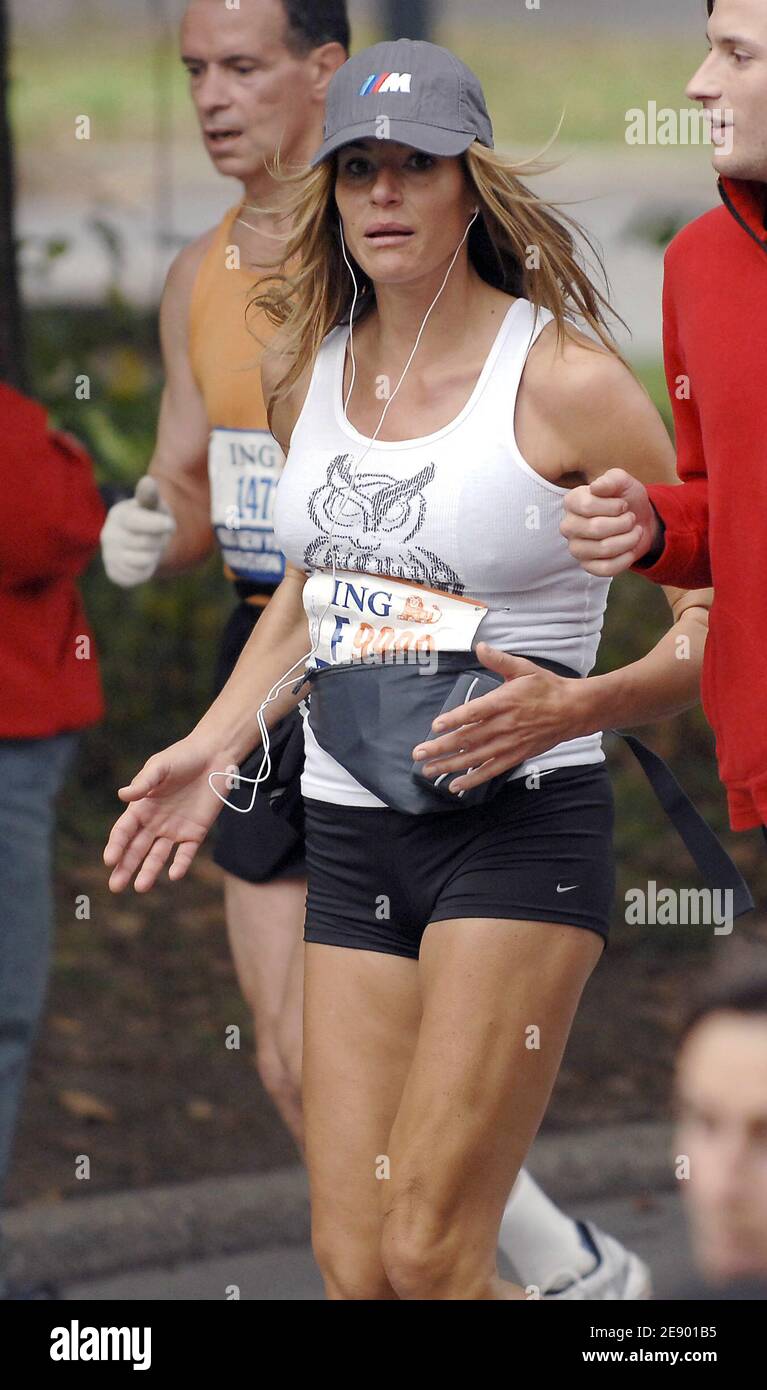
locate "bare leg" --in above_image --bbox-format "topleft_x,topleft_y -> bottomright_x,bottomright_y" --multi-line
302,942 -> 422,1299
379,918 -> 604,1300
276,930 -> 305,1101
223,872 -> 307,1151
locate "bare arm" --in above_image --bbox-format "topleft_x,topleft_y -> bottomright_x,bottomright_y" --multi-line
178,340 -> 314,761
194,562 -> 310,764
149,233 -> 217,575
415,329 -> 713,789
518,327 -> 712,730
104,344 -> 314,892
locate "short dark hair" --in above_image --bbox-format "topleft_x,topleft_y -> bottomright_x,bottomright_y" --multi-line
679,962 -> 767,1048
281,0 -> 350,57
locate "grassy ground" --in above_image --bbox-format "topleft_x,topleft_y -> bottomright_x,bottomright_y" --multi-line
10,21 -> 703,152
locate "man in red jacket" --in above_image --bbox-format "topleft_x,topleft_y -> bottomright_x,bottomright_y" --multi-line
0,382 -> 104,1298
561,0 -> 767,835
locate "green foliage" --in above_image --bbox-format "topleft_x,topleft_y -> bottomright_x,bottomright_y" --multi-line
27,302 -> 162,480
74,549 -> 231,817
28,305 -> 232,817
12,21 -> 703,151
442,24 -> 705,149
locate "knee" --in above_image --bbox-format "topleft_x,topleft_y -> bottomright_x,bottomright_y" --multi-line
254,1030 -> 299,1111
275,1021 -> 303,1096
312,1223 -> 393,1301
379,1183 -> 458,1300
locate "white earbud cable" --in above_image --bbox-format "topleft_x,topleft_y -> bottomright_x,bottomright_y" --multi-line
209,205 -> 480,812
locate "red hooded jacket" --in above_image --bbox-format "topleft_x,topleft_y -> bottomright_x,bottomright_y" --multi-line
633,176 -> 767,832
0,383 -> 105,738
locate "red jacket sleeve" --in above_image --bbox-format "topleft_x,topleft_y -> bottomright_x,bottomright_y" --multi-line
0,383 -> 106,589
630,245 -> 712,589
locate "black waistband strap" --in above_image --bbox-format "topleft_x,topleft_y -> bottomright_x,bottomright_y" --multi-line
539,660 -> 753,917
606,730 -> 754,919
296,652 -> 754,919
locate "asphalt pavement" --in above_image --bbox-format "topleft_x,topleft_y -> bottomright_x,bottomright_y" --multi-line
5,1120 -> 700,1301
60,1190 -> 690,1301
17,145 -> 719,361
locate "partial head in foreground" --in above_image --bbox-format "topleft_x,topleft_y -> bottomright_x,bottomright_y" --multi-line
675,959 -> 767,1284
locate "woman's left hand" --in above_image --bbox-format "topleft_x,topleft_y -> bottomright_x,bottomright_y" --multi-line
411,641 -> 590,792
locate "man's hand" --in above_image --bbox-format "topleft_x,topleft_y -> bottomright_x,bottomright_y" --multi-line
560,468 -> 662,577
411,642 -> 589,792
100,475 -> 177,587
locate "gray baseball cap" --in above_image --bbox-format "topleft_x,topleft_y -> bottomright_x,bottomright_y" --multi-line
309,38 -> 494,168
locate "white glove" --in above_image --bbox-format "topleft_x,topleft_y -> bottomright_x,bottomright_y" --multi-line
100,476 -> 177,588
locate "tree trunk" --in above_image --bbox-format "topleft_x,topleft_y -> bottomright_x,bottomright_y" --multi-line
0,0 -> 25,389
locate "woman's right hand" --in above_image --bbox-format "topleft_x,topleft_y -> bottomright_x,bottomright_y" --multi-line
104,735 -> 236,893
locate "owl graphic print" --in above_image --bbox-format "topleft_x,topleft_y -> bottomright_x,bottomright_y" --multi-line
303,450 -> 465,594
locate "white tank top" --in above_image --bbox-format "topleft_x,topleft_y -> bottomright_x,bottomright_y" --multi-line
273,296 -> 613,807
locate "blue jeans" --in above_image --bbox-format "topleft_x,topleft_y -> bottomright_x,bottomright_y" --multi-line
0,732 -> 79,1293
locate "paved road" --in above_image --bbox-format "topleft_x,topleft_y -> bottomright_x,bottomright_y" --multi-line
18,148 -> 718,361
62,1190 -> 691,1301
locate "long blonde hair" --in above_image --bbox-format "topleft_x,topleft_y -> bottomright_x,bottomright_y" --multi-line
247,138 -> 625,409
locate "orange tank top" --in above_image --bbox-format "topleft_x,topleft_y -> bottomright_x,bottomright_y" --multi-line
188,200 -> 296,589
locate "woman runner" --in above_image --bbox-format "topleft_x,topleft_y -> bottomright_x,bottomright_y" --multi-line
105,39 -> 712,1299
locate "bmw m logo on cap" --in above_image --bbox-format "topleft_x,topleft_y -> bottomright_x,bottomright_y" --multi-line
359,73 -> 413,95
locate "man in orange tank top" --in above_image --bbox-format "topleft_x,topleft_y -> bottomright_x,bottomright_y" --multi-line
98,0 -> 651,1301
99,0 -> 348,1151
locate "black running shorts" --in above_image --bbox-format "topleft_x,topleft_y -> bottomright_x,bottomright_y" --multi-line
212,600 -> 306,884
303,764 -> 615,957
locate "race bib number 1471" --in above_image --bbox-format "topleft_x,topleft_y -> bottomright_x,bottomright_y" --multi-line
208,426 -> 286,584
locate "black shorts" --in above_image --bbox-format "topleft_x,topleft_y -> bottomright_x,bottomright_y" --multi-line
212,600 -> 306,884
303,764 -> 615,958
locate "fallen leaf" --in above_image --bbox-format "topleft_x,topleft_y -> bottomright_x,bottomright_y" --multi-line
177,906 -> 223,931
108,911 -> 146,938
58,1090 -> 116,1122
26,1188 -> 65,1206
186,1099 -> 215,1121
49,1016 -> 83,1036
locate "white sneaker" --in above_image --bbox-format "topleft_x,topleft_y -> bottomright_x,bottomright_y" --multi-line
540,1222 -> 652,1300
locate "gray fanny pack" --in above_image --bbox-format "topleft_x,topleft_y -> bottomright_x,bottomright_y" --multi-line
295,650 -> 578,815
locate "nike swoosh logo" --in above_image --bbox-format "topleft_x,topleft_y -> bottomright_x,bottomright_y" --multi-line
556,884 -> 579,893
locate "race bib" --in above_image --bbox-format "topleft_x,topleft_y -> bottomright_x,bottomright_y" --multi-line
208,427 -> 286,584
303,570 -> 488,668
